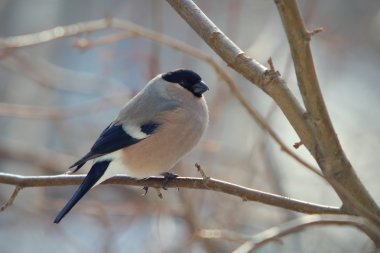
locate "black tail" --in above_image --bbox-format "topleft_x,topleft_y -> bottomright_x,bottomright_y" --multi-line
54,160 -> 110,223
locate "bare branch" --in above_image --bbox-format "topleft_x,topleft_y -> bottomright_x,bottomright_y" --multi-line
232,214 -> 380,252
0,20 -> 110,48
73,32 -> 136,52
0,185 -> 22,212
197,229 -> 256,244
309,27 -> 324,36
274,0 -> 380,215
0,172 -> 343,215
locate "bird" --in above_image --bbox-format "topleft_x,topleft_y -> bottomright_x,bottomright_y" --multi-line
54,69 -> 209,223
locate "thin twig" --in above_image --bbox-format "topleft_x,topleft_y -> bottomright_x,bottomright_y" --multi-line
0,185 -> 22,212
0,172 -> 343,215
309,27 -> 324,36
197,229 -> 257,244
195,163 -> 209,180
73,32 -> 136,52
232,214 -> 380,252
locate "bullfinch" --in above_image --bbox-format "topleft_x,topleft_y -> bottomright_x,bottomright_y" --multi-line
54,69 -> 209,223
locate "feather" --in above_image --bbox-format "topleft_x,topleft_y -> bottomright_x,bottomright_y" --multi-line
54,160 -> 110,223
70,122 -> 160,172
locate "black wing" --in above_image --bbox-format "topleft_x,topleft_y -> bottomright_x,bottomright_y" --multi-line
70,122 -> 160,172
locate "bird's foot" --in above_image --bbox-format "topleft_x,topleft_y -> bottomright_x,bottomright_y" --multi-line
160,172 -> 179,190
138,177 -> 151,196
142,186 -> 149,196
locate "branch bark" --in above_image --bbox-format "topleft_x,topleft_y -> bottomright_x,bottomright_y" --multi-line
274,0 -> 380,215
0,172 -> 343,215
232,214 -> 380,252
198,215 -> 380,250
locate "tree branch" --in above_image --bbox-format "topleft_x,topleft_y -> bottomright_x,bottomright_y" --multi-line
232,214 -> 380,252
274,0 -> 380,215
0,172 -> 343,215
0,185 -> 22,212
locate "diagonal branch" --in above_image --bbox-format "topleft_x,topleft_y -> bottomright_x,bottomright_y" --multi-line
0,185 -> 22,212
0,172 -> 343,215
274,0 -> 380,215
232,214 -> 380,252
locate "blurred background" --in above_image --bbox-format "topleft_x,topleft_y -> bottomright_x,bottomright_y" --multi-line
0,0 -> 379,252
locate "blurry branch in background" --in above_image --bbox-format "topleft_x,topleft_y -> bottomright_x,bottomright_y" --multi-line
0,93 -> 128,119
0,143 -> 72,173
177,187 -> 220,252
0,172 -> 343,215
174,163 -> 221,253
165,0 -> 380,217
198,229 -> 263,244
197,215 -> 380,251
74,31 -> 136,52
231,214 -> 380,252
0,52 -> 120,95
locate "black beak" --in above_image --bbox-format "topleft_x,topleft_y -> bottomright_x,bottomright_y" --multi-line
192,81 -> 209,97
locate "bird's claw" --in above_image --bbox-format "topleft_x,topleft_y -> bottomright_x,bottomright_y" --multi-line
160,172 -> 179,190
142,186 -> 149,196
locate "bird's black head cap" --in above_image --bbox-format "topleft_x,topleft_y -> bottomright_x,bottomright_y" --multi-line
162,69 -> 209,97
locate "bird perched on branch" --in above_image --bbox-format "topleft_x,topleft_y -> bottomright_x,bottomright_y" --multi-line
54,69 -> 209,223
